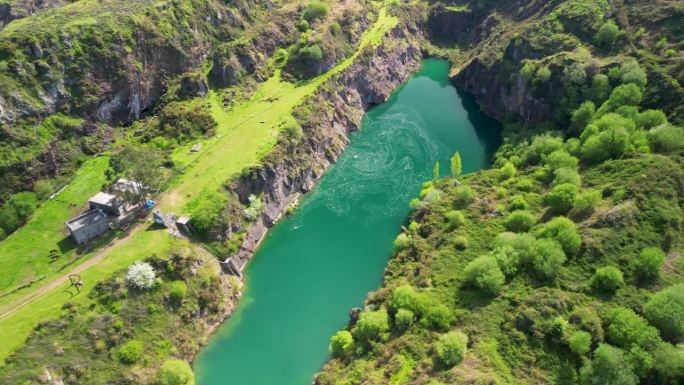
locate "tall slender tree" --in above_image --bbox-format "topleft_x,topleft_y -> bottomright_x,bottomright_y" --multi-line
450,152 -> 462,178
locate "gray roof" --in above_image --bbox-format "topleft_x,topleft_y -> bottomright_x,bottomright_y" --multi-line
66,209 -> 108,231
176,216 -> 191,225
88,192 -> 118,206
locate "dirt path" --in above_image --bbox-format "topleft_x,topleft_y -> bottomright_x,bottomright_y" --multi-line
0,223 -> 146,321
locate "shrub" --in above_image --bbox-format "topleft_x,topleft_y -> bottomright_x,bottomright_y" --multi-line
243,194 -> 264,221
393,233 -> 410,253
605,307 -> 660,349
595,20 -> 620,48
329,330 -> 354,358
463,255 -> 505,295
644,284 -> 684,342
445,210 -> 466,229
126,262 -> 156,290
573,190 -> 601,215
619,60 -> 647,89
157,359 -> 195,385
493,232 -> 536,264
389,285 -> 427,316
535,66 -> 551,83
422,303 -> 454,331
452,235 -> 468,250
508,195 -> 528,211
113,339 -> 144,364
452,185 -> 475,208
434,331 -> 468,367
352,309 -> 389,342
500,162 -> 516,180
653,342 -> 684,382
492,245 -> 520,277
632,247 -> 665,282
553,167 -> 581,187
579,344 -> 638,385
570,101 -> 596,134
568,330 -> 592,355
302,1 -> 329,22
33,180 -> 54,200
531,239 -> 566,281
581,127 -> 630,163
505,210 -> 536,233
648,124 -> 684,153
394,309 -> 414,332
537,217 -> 581,256
524,135 -> 564,165
295,19 -> 309,32
169,281 -> 187,305
592,266 -> 624,293
545,183 -> 578,213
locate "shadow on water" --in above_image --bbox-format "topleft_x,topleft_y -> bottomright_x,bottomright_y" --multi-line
456,88 -> 503,162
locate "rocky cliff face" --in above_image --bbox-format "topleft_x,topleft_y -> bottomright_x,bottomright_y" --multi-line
224,23 -> 424,271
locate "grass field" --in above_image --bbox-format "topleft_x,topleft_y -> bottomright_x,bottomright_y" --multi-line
0,156 -> 110,300
0,5 -> 397,362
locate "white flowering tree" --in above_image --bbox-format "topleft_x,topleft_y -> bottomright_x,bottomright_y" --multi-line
126,261 -> 156,290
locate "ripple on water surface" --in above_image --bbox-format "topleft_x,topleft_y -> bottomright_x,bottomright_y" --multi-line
194,58 -> 502,385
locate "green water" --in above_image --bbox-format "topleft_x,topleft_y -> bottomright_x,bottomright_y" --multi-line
194,58 -> 501,385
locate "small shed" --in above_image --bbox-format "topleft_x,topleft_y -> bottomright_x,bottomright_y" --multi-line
190,144 -> 202,153
88,192 -> 124,216
176,216 -> 195,234
66,209 -> 110,245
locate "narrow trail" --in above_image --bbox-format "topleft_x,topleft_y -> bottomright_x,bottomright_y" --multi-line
0,223 -> 146,321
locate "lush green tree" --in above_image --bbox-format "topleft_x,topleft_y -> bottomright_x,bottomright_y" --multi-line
494,232 -> 536,264
0,228 -> 5,241
450,152 -> 462,178
352,309 -> 389,342
544,150 -> 579,171
635,109 -> 667,129
110,144 -> 166,205
492,245 -> 520,277
505,210 -> 536,233
545,183 -> 579,213
521,63 -> 536,82
6,192 -> 37,221
605,307 -> 660,349
389,285 -> 427,316
563,62 -> 587,85
0,206 -> 19,234
464,255 -> 505,295
595,20 -> 620,48
157,359 -> 195,385
570,101 -> 596,134
653,342 -> 684,382
535,66 -> 552,84
619,60 -> 647,89
508,195 -> 528,211
531,238 -> 567,281
598,84 -> 643,115
554,167 -> 581,187
644,284 -> 684,342
648,124 -> 684,153
187,190 -> 227,233
592,266 -> 624,294
113,339 -> 144,364
580,344 -> 637,385
569,330 -> 592,356
394,309 -> 414,333
434,331 -> 468,367
500,161 -> 516,180
632,247 -> 665,282
524,135 -> 564,165
302,1 -> 329,22
329,330 -> 354,358
537,216 -> 581,255
446,210 -> 466,230
581,126 -> 630,163
591,74 -> 611,103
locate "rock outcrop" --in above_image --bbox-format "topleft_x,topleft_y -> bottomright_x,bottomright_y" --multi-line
224,23 -> 424,271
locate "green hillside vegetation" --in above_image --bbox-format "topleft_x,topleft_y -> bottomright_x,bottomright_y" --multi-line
0,244 -> 236,384
316,73 -> 684,384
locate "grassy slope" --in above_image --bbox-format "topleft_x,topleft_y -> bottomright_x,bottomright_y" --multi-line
0,5 -> 397,361
0,156 -> 109,299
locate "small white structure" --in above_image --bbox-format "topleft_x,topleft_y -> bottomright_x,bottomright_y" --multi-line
88,192 -> 124,216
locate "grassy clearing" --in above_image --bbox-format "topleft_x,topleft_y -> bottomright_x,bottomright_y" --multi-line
0,228 -> 175,361
0,156 -> 109,299
0,5 -> 397,361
